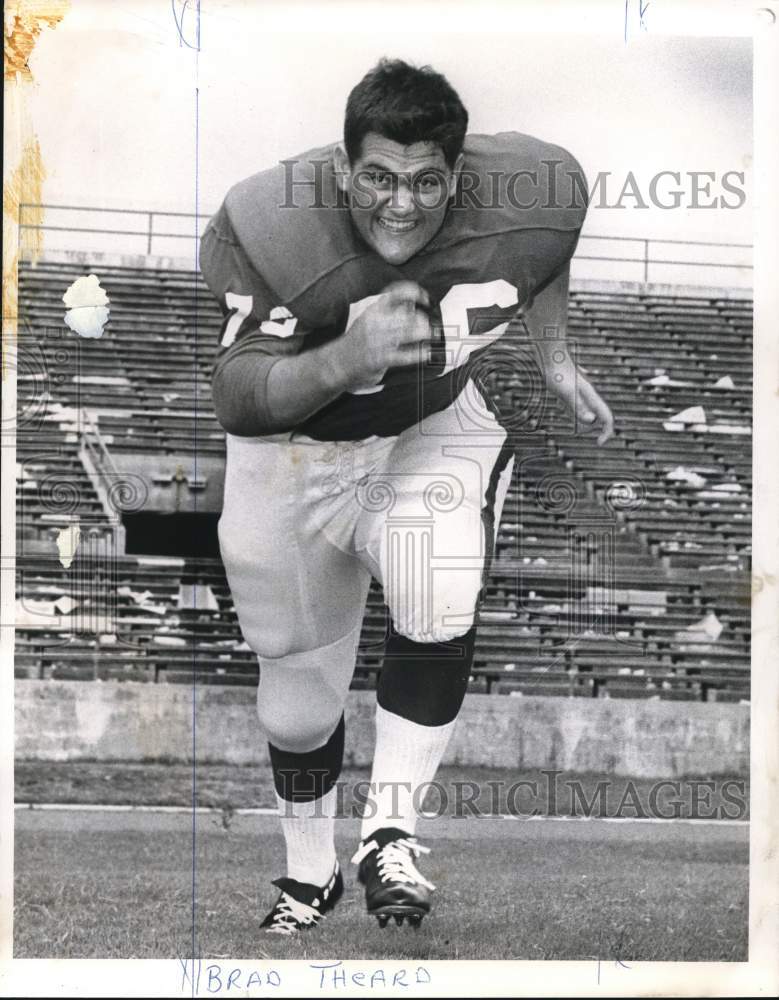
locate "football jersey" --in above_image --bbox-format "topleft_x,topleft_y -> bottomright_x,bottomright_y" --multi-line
200,131 -> 587,441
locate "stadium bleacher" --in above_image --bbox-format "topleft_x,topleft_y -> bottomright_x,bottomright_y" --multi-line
14,258 -> 752,701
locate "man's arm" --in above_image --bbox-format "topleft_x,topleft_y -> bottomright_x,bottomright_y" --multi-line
520,264 -> 615,446
211,281 -> 432,436
211,344 -> 344,436
202,210 -> 424,436
262,282 -> 431,431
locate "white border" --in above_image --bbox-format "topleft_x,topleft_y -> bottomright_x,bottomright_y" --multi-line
2,1 -> 777,997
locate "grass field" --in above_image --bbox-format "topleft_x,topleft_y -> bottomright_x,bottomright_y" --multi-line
14,807 -> 748,962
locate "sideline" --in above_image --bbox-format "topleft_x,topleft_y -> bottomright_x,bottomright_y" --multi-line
13,801 -> 749,826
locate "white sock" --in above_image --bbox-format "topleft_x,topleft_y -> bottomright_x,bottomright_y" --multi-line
360,704 -> 457,842
277,785 -> 338,886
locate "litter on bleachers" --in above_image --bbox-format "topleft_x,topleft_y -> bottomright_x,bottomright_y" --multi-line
14,260 -> 752,700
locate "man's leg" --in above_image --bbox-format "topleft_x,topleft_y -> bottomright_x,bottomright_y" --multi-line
219,433 -> 371,928
352,385 -> 514,921
364,625 -> 475,839
257,630 -> 359,887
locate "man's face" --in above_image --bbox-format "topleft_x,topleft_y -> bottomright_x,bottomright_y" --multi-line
335,133 -> 462,266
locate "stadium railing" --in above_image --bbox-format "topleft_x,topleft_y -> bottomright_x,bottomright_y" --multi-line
18,203 -> 753,286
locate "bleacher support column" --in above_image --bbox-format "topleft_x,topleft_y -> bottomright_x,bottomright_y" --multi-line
569,518 -> 617,639
70,522 -> 119,641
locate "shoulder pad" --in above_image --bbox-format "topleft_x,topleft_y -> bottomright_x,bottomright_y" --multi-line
455,131 -> 587,233
223,145 -> 360,301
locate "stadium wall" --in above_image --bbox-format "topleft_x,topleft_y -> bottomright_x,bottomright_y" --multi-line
14,681 -> 749,778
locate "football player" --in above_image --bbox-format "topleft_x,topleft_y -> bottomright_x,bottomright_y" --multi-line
200,58 -> 613,934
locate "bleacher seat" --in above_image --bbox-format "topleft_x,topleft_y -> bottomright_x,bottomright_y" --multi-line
14,260 -> 752,699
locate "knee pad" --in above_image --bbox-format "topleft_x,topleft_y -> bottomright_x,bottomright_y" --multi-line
255,626 -> 360,753
377,626 -> 476,726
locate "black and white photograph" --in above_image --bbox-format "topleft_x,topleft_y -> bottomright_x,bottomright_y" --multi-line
2,0 -> 778,996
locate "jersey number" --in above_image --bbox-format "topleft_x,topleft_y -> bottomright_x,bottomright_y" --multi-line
221,292 -> 253,348
345,280 -> 518,394
222,295 -> 299,347
438,280 -> 518,375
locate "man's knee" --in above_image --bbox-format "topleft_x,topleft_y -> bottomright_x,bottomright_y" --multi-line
255,628 -> 361,753
394,586 -> 478,642
392,574 -> 479,644
257,677 -> 343,752
259,701 -> 341,755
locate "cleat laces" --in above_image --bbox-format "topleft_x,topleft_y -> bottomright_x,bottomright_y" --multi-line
265,893 -> 322,935
352,836 -> 435,891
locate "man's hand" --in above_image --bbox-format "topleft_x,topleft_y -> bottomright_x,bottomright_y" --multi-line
542,346 -> 615,446
328,281 -> 432,392
519,264 -> 614,446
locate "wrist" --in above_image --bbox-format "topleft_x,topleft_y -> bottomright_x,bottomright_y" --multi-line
316,341 -> 348,393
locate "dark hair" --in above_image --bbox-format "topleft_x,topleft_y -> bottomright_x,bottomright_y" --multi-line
344,59 -> 468,168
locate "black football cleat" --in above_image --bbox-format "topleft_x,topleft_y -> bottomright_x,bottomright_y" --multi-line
260,862 -> 343,935
351,827 -> 434,928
